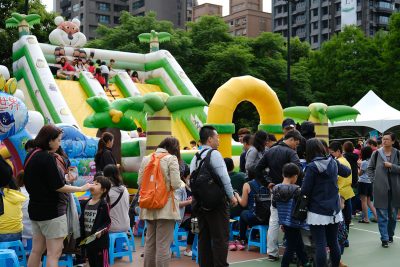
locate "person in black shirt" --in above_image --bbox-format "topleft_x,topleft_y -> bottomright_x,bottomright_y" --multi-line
95,132 -> 117,172
24,125 -> 91,267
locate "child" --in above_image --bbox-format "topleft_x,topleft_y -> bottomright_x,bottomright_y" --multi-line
80,176 -> 111,267
358,146 -> 377,223
338,196 -> 349,267
272,163 -> 309,267
175,164 -> 194,256
100,61 -> 110,90
95,68 -> 106,88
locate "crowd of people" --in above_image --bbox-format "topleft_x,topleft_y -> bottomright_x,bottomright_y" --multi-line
50,50 -> 143,93
0,119 -> 399,267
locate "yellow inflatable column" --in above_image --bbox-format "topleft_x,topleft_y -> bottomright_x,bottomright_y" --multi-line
207,76 -> 284,158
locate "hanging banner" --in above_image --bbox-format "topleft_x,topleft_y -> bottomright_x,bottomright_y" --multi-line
341,0 -> 357,30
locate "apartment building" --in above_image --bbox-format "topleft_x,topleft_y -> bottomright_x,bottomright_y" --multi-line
192,3 -> 223,22
55,0 -> 192,40
273,0 -> 400,49
224,0 -> 272,37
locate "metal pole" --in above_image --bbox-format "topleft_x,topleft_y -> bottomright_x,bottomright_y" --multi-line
287,0 -> 291,106
24,0 -> 29,14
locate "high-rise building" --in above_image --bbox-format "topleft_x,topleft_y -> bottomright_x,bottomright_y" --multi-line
187,0 -> 199,23
224,0 -> 272,37
192,3 -> 223,22
272,0 -> 400,50
55,0 -> 191,40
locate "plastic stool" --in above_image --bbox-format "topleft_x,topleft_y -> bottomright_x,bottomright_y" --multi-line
170,222 -> 188,258
23,239 -> 32,256
0,240 -> 27,267
247,225 -> 268,254
42,254 -> 73,267
128,228 -> 136,252
229,216 -> 240,240
141,221 -> 147,247
191,234 -> 199,264
0,249 -> 19,267
109,232 -> 133,264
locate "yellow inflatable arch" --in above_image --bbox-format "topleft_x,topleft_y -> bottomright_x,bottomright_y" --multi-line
207,76 -> 284,158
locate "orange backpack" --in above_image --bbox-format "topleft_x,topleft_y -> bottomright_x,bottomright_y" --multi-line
139,153 -> 172,209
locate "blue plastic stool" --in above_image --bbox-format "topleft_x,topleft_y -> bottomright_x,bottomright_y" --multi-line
229,216 -> 240,240
141,221 -> 147,247
128,228 -> 136,252
191,234 -> 199,264
247,225 -> 268,254
0,249 -> 19,267
170,222 -> 188,258
0,240 -> 27,267
42,254 -> 73,267
109,232 -> 133,265
135,216 -> 145,236
23,239 -> 32,256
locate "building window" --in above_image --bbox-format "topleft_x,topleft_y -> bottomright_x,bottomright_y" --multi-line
72,3 -> 80,12
313,35 -> 318,43
335,17 -> 341,25
114,4 -> 129,12
98,2 -> 110,11
80,1 -> 83,7
322,20 -> 328,28
114,16 -> 120,24
377,1 -> 393,9
336,3 -> 340,11
98,15 -> 110,24
322,7 -> 328,15
378,16 -> 389,24
313,22 -> 318,29
132,0 -> 145,10
313,9 -> 318,16
357,12 -> 361,20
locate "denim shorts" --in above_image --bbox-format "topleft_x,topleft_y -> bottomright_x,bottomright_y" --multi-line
0,232 -> 22,242
31,214 -> 68,239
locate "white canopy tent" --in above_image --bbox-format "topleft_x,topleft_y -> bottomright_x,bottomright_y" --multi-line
329,90 -> 400,133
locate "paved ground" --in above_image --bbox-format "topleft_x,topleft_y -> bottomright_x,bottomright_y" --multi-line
112,219 -> 400,267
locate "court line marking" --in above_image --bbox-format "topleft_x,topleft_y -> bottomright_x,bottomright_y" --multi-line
351,227 -> 400,239
231,257 -> 268,264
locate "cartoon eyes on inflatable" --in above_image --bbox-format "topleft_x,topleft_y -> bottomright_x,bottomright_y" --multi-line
54,16 -> 81,31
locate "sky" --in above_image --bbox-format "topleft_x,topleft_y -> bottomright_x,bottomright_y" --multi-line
41,0 -> 272,15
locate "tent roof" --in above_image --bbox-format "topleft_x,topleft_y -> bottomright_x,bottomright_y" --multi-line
329,90 -> 400,133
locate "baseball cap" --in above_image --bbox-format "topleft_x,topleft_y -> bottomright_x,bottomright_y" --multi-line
282,118 -> 296,129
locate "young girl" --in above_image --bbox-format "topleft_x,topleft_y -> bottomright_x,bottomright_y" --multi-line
80,176 -> 111,267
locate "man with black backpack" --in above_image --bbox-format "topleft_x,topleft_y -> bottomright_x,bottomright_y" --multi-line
255,130 -> 303,261
190,126 -> 238,267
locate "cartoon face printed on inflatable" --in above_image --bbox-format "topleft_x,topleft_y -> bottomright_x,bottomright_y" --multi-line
0,112 -> 15,135
49,16 -> 87,47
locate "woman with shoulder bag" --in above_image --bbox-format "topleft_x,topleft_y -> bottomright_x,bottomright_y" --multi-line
103,164 -> 130,233
301,138 -> 343,267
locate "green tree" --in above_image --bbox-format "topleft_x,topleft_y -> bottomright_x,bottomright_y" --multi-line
307,26 -> 384,106
0,0 -> 56,71
382,13 -> 400,109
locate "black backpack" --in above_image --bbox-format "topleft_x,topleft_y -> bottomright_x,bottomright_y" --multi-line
248,181 -> 271,224
190,149 -> 226,212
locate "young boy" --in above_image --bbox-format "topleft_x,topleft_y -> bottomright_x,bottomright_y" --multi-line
272,163 -> 309,267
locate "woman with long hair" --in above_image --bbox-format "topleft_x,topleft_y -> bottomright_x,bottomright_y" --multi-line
245,130 -> 268,175
301,138 -> 343,267
95,132 -> 117,172
103,164 -> 130,233
138,137 -> 183,267
24,124 -> 91,267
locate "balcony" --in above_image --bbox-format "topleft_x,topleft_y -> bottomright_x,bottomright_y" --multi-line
376,2 -> 394,14
274,0 -> 287,7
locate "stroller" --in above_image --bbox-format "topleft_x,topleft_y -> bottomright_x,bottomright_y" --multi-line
300,228 -> 332,267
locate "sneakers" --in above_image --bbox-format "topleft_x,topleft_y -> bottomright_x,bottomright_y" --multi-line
389,237 -> 394,243
267,255 -> 279,262
228,241 -> 237,251
235,240 -> 246,251
382,240 -> 389,248
358,220 -> 369,223
183,250 -> 193,257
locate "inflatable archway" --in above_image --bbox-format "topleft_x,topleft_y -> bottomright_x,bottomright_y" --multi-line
207,76 -> 284,158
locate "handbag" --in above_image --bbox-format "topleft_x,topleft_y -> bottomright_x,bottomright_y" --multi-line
291,193 -> 309,222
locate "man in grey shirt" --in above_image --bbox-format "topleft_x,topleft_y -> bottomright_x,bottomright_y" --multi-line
190,125 -> 238,267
